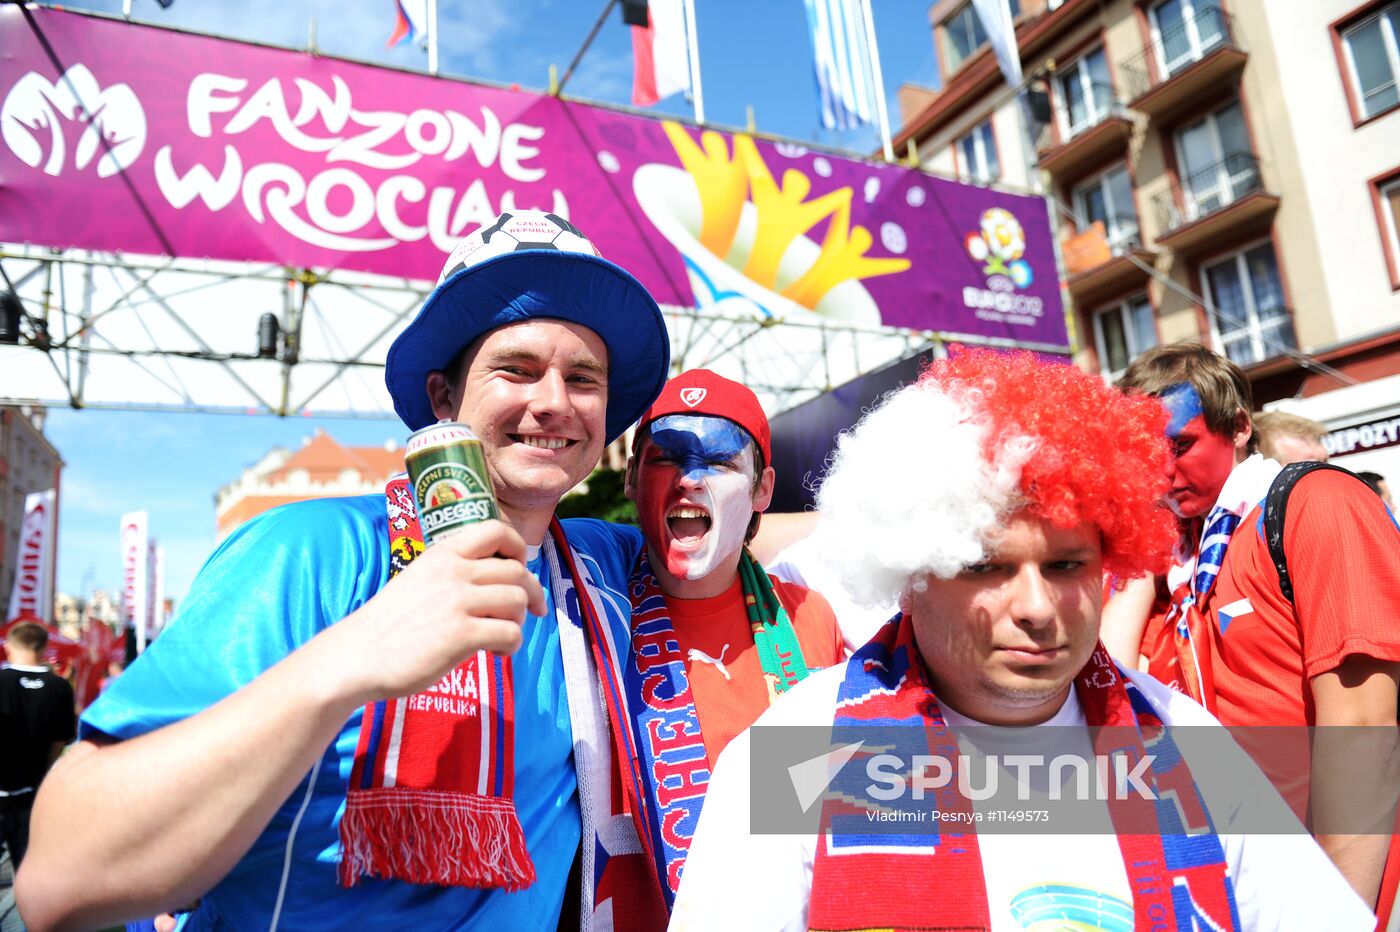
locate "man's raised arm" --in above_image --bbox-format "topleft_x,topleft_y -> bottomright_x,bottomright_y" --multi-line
17,520 -> 543,932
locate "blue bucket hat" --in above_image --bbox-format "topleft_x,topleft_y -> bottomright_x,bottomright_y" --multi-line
385,210 -> 670,443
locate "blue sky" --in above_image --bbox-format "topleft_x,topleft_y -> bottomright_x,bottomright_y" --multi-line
38,0 -> 944,602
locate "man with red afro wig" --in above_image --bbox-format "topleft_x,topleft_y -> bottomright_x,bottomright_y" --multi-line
670,348 -> 1374,932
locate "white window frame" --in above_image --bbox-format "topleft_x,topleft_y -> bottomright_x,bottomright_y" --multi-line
1072,162 -> 1138,252
1341,3 -> 1400,120
943,0 -> 1022,73
956,119 -> 999,184
1171,101 -> 1254,223
1200,237 -> 1293,365
1149,0 -> 1226,77
1380,174 -> 1400,279
1054,46 -> 1113,140
1092,293 -> 1156,381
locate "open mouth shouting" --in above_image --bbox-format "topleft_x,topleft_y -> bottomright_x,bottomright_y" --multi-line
667,504 -> 712,545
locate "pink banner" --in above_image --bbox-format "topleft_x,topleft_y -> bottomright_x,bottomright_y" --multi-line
0,8 -> 1067,346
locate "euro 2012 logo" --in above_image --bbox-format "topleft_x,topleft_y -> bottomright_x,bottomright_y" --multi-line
964,208 -> 1034,289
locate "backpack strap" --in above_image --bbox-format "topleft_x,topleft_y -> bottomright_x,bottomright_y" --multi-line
1263,461 -> 1372,604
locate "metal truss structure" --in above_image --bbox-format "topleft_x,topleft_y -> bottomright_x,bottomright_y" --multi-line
0,243 -> 1054,425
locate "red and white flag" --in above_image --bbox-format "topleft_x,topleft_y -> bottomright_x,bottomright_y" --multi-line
631,0 -> 691,107
120,511 -> 149,649
7,490 -> 56,623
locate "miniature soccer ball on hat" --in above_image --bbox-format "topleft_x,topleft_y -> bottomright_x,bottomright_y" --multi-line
436,212 -> 599,283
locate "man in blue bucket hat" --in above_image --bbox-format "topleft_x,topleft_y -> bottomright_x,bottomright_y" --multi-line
20,211 -> 675,931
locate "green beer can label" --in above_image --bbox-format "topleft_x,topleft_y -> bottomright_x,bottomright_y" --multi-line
406,421 -> 498,543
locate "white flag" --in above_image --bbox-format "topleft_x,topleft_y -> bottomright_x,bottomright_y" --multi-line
803,0 -> 877,131
7,490 -> 56,623
972,0 -> 1022,87
120,511 -> 149,649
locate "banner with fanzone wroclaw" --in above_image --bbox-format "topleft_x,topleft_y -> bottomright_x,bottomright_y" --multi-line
0,7 -> 1066,347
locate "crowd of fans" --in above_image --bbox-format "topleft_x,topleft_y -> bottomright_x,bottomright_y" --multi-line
4,211 -> 1397,932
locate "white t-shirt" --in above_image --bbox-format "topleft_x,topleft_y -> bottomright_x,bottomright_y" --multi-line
669,664 -> 1376,932
766,535 -> 896,654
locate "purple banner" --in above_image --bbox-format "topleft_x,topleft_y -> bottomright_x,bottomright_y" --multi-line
0,8 -> 1066,345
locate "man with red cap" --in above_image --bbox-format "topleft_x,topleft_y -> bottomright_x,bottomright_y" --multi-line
618,368 -> 843,913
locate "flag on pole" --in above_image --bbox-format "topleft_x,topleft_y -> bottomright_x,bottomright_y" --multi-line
802,0 -> 877,131
972,0 -> 1023,87
120,511 -> 149,652
388,0 -> 428,48
631,0 -> 692,107
6,490 -> 56,624
146,540 -> 164,635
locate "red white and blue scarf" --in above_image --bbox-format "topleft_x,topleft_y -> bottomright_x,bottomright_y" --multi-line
622,549 -> 813,909
808,613 -> 1242,932
342,476 -> 670,930
1160,454 -> 1280,712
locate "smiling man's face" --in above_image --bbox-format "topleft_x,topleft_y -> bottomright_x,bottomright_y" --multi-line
430,319 -> 608,528
626,414 -> 772,598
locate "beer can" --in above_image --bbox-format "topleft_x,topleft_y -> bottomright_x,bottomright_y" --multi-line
405,420 -> 499,545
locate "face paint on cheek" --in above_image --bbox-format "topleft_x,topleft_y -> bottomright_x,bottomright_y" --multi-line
640,415 -> 756,580
1161,383 -> 1205,438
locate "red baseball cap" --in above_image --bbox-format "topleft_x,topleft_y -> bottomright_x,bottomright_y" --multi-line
637,369 -> 771,464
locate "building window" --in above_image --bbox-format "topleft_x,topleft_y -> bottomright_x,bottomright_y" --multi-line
1149,0 -> 1227,77
1202,241 -> 1296,366
1055,47 -> 1115,139
1341,3 -> 1400,120
956,119 -> 999,184
1378,173 -> 1400,286
944,0 -> 1021,73
1093,294 -> 1156,379
1073,164 -> 1138,251
1172,100 -> 1259,221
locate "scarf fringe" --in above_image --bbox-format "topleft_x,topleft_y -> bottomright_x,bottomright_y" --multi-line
339,788 -> 535,891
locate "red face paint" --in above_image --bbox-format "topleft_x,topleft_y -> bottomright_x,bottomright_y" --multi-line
1161,384 -> 1237,519
633,415 -> 757,586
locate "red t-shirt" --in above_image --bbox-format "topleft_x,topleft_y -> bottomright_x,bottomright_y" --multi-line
1198,470 -> 1400,727
666,576 -> 844,769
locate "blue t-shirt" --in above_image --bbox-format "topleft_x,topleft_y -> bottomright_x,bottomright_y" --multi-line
82,496 -> 642,931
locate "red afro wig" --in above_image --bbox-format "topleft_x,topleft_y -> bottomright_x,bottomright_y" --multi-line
923,347 -> 1178,579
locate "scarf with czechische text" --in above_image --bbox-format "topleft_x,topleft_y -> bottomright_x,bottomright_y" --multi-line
623,548 -> 813,908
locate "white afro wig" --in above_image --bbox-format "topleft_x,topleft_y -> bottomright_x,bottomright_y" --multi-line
811,377 -> 1035,609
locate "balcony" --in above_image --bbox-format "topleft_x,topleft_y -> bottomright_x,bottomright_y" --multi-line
1152,153 -> 1279,255
1036,83 -> 1134,178
1062,217 -> 1156,307
1122,6 -> 1247,122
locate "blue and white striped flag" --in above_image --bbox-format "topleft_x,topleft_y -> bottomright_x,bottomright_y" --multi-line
802,0 -> 877,132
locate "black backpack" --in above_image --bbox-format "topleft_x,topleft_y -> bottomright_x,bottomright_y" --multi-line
1262,460 -> 1378,604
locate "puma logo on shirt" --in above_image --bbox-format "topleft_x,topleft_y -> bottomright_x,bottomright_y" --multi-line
687,644 -> 731,680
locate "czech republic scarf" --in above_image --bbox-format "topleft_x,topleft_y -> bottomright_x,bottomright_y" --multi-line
1159,454 -> 1280,713
808,613 -> 1241,932
624,549 -> 812,908
342,478 -> 670,932
340,475 -> 533,890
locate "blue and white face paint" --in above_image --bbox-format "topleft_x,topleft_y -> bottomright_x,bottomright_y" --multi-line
633,414 -> 758,584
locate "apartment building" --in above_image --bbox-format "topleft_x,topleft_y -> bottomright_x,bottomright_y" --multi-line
214,429 -> 404,540
1,404 -> 62,619
897,0 -> 1400,478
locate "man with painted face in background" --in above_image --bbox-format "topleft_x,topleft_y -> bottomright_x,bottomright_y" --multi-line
1119,342 -> 1400,922
619,368 -> 844,912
